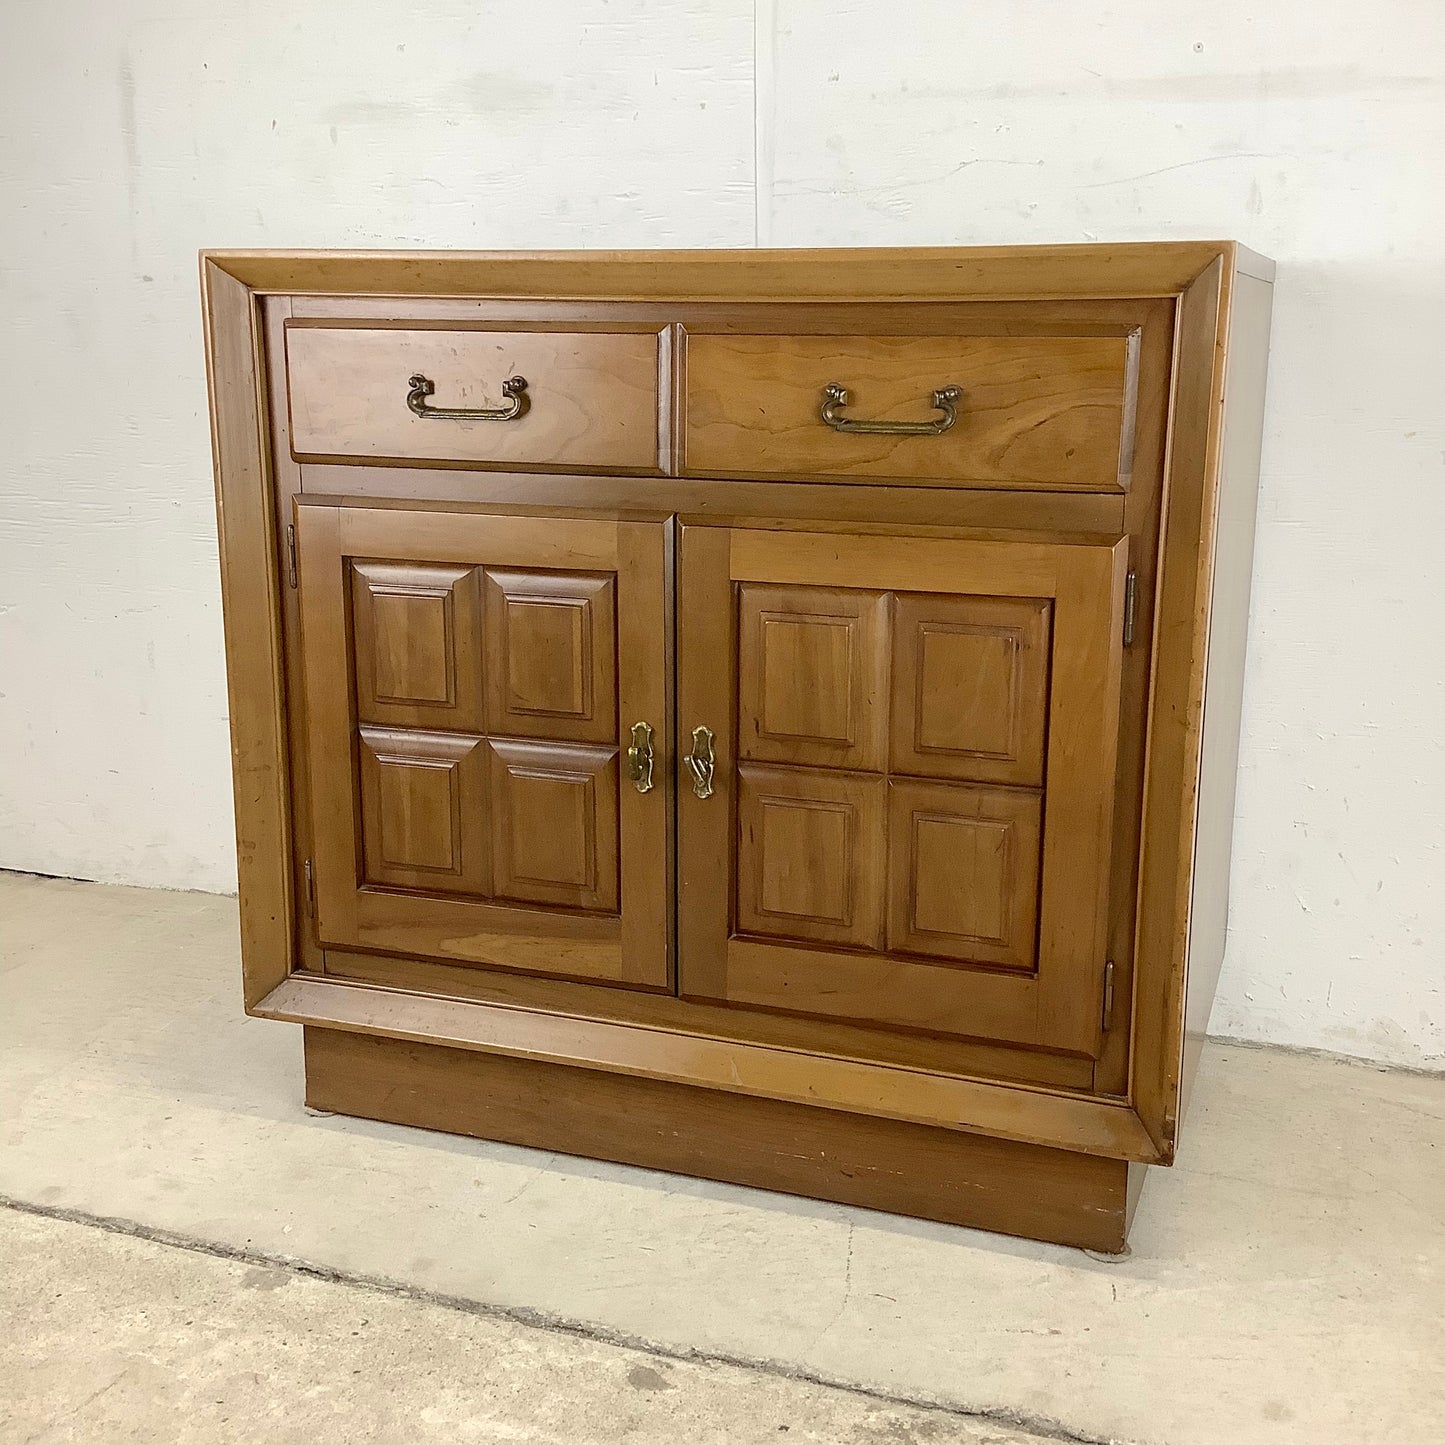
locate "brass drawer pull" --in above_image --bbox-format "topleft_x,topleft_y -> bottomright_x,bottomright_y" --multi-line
626,721 -> 655,794
820,381 -> 961,436
684,725 -> 715,800
406,373 -> 529,422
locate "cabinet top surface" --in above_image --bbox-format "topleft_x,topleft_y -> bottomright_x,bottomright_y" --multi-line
201,240 -> 1274,300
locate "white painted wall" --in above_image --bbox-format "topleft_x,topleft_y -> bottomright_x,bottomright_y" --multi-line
2,2 -> 1440,1067
0,0 -> 756,893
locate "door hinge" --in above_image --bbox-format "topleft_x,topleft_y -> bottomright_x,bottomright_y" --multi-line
303,857 -> 315,910
1101,960 -> 1117,1032
1123,571 -> 1138,646
285,524 -> 298,589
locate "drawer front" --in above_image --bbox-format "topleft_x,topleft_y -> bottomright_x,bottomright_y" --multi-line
682,332 -> 1138,491
285,325 -> 664,471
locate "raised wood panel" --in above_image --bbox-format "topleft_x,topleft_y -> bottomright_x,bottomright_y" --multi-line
483,570 -> 616,743
886,779 -> 1042,970
296,502 -> 669,988
358,727 -> 488,895
891,594 -> 1051,786
736,764 -> 886,950
488,740 -> 620,914
351,561 -> 483,729
682,332 -> 1137,490
736,584 -> 888,771
678,523 -> 1127,1054
369,589 -> 451,703
285,325 -> 663,472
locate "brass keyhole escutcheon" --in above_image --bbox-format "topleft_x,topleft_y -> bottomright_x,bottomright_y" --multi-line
684,725 -> 715,800
626,721 -> 655,794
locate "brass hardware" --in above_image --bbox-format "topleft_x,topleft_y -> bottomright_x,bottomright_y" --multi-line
1102,960 -> 1116,1031
406,372 -> 529,422
820,381 -> 962,436
285,524 -> 298,589
303,857 -> 315,909
684,725 -> 715,800
1123,570 -> 1138,646
626,721 -> 655,794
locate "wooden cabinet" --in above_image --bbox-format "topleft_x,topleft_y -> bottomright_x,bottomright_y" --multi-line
203,243 -> 1274,1252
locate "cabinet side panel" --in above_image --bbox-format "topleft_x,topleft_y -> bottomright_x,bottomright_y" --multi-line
1181,271 -> 1274,1115
202,260 -> 292,1006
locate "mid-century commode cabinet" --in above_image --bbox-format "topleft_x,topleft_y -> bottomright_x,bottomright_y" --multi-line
203,243 -> 1272,1251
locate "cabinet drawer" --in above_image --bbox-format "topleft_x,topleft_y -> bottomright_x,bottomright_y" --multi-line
285,324 -> 664,472
681,331 -> 1138,491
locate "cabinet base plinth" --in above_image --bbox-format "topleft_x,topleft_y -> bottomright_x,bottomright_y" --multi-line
303,1027 -> 1140,1252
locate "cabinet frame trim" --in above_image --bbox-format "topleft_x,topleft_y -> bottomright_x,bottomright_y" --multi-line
257,973 -> 1161,1162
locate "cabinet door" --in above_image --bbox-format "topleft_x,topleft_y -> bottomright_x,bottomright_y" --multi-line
677,524 -> 1127,1056
296,502 -> 671,989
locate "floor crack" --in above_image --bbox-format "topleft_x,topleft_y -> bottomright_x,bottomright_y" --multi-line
0,1193 -> 1128,1445
20,1364 -> 131,1444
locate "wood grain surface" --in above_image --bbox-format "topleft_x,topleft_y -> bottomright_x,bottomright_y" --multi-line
682,331 -> 1137,489
304,1026 -> 1134,1252
286,325 -> 664,472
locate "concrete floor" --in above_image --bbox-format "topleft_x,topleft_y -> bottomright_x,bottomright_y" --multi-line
0,874 -> 1441,1445
0,1207 -> 1045,1445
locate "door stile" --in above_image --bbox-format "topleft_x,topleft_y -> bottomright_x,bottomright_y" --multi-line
675,523 -> 735,1001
